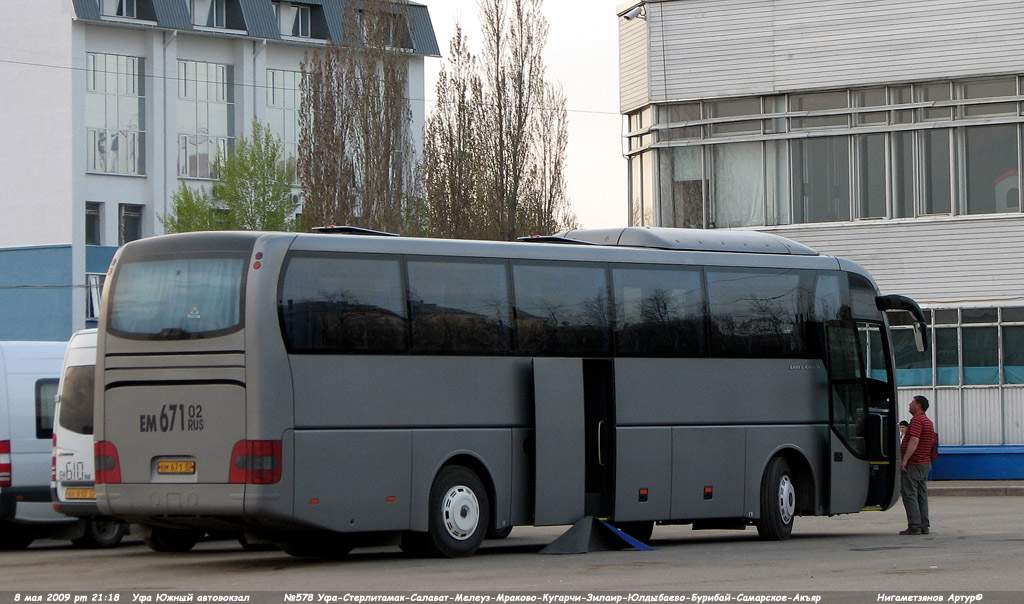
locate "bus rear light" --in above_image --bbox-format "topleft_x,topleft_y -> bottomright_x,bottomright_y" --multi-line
229,440 -> 282,485
95,441 -> 121,484
1,440 -> 11,487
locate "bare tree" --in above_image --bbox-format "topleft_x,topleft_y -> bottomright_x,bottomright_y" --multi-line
423,0 -> 576,240
423,25 -> 485,239
298,0 -> 415,233
520,82 -> 577,235
298,47 -> 355,230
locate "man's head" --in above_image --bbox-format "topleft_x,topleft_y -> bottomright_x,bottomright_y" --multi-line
910,395 -> 930,415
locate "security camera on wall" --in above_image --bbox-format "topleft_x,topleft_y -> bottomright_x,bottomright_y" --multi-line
623,5 -> 645,20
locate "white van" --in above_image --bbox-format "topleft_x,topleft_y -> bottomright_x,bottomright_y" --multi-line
0,340 -> 75,549
52,329 -> 127,547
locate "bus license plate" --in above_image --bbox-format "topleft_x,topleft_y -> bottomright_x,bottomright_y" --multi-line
157,461 -> 196,475
65,488 -> 96,500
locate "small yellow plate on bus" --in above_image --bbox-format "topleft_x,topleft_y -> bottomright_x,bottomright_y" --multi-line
157,461 -> 196,475
65,488 -> 96,500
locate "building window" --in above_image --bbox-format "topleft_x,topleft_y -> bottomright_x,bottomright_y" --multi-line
712,142 -> 763,228
192,0 -> 226,28
963,124 -> 1019,215
86,202 -> 102,245
85,53 -> 145,176
177,59 -> 234,179
86,273 -> 106,320
637,74 -> 1024,228
267,69 -> 301,174
791,137 -> 851,224
98,0 -> 136,18
119,204 -> 143,245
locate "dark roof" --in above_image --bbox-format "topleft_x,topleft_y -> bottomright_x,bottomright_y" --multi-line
72,0 -> 439,56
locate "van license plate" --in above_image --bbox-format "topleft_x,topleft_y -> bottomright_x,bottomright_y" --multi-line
157,461 -> 196,475
65,488 -> 95,500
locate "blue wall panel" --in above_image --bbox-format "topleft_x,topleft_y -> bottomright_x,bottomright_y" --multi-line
86,246 -> 117,275
0,246 -> 73,341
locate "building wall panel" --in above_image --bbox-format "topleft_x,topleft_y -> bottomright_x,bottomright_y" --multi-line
1003,388 -> 1024,445
646,0 -> 1024,101
962,388 -> 1003,445
619,14 -> 649,112
767,216 -> 1024,307
933,389 -> 963,446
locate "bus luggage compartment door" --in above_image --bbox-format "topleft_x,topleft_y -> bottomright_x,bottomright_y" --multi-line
532,358 -> 586,525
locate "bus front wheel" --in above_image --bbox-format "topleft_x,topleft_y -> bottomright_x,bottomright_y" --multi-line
424,465 -> 490,558
755,456 -> 796,541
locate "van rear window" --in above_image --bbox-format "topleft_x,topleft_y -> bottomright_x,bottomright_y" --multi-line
58,366 -> 95,435
107,254 -> 247,339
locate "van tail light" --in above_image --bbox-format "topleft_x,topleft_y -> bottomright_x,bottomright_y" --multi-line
51,435 -> 57,482
1,440 -> 11,487
229,440 -> 282,485
95,441 -> 121,484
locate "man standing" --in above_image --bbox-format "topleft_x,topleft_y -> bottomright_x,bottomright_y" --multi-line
900,395 -> 935,535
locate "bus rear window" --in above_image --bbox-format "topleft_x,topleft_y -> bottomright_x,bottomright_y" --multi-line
108,255 -> 247,339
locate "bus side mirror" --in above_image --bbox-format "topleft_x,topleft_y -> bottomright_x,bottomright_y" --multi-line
913,321 -> 928,354
875,294 -> 929,353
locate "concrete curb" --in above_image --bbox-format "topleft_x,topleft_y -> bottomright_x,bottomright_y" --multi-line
927,481 -> 1024,496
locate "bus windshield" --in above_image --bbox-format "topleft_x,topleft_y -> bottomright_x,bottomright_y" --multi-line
107,254 -> 247,339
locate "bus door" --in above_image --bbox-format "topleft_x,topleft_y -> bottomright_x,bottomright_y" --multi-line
532,358 -> 615,525
825,321 -> 895,513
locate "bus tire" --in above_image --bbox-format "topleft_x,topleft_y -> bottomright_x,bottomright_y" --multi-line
143,526 -> 202,552
612,521 -> 655,544
425,465 -> 490,558
756,456 -> 796,541
72,519 -> 127,549
486,525 -> 513,540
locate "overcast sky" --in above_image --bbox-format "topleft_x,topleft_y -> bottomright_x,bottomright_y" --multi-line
421,0 -> 627,230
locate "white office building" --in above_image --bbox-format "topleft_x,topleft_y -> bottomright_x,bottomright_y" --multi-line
0,0 -> 438,340
617,0 -> 1024,477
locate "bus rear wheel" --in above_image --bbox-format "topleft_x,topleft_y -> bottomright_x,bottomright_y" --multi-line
423,465 -> 490,558
142,526 -> 202,552
755,456 -> 796,541
72,519 -> 127,548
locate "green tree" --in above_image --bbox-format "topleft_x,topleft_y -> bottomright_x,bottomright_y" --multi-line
162,120 -> 298,233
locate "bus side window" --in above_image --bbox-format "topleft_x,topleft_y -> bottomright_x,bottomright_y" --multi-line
407,260 -> 512,355
706,268 -> 814,358
512,263 -> 612,356
279,254 -> 409,353
611,266 -> 706,357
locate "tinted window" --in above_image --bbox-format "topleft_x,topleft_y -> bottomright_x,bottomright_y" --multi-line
35,379 -> 59,440
108,254 -> 246,339
706,268 -> 814,357
279,254 -> 408,353
408,260 -> 512,354
612,267 -> 706,356
58,366 -> 95,435
849,274 -> 881,321
513,263 -> 611,356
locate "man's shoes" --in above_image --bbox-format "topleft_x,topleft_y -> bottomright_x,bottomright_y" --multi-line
921,528 -> 930,534
899,528 -> 922,535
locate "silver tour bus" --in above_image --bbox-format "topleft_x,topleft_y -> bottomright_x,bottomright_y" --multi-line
93,227 -> 927,556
